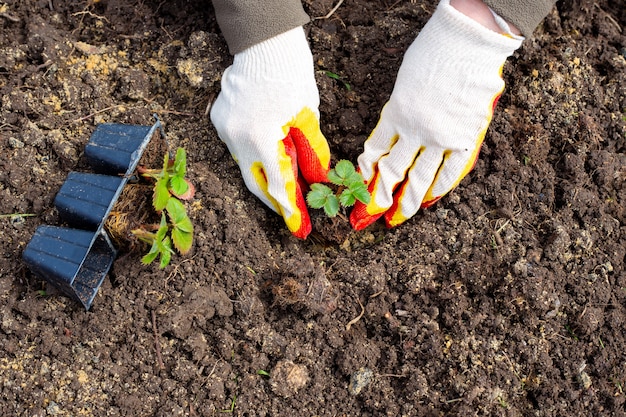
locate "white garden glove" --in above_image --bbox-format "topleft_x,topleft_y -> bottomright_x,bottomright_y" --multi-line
211,27 -> 330,239
350,0 -> 523,230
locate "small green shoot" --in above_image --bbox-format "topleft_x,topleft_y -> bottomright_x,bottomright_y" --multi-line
257,369 -> 270,377
307,183 -> 340,217
221,395 -> 236,413
325,71 -> 352,91
564,324 -> 579,341
306,160 -> 370,218
133,147 -> 195,269
497,396 -> 509,409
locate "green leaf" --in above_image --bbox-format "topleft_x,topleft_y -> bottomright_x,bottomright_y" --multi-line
325,71 -> 340,80
323,195 -> 340,217
352,186 -> 371,204
339,189 -> 356,207
327,169 -> 343,186
334,160 -> 355,180
173,148 -> 187,177
141,245 -> 160,265
153,179 -> 170,211
328,160 -> 359,186
307,183 -> 334,209
166,198 -> 193,254
166,198 -> 187,225
159,236 -> 173,269
175,215 -> 194,234
325,71 -> 351,91
172,227 -> 193,254
142,215 -> 170,266
169,175 -> 189,197
162,150 -> 170,173
345,172 -> 365,188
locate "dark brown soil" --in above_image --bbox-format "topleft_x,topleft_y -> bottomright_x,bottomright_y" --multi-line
1,1 -> 625,416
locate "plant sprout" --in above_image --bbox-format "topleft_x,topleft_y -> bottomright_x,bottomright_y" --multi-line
306,159 -> 370,218
133,147 -> 194,268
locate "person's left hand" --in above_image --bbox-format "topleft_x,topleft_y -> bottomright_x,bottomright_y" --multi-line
350,0 -> 523,230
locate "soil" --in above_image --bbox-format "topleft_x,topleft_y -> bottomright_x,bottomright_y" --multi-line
0,0 -> 625,416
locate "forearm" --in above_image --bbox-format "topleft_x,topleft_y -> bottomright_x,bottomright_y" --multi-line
211,0 -> 309,54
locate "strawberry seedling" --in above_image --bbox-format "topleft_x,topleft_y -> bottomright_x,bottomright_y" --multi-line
306,159 -> 370,218
132,147 -> 195,268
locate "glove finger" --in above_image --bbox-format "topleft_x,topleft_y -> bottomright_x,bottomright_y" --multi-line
288,108 -> 331,184
422,136 -> 484,208
357,110 -> 398,182
278,134 -> 312,239
351,136 -> 422,230
245,136 -> 312,239
384,148 -> 443,227
371,136 -> 425,210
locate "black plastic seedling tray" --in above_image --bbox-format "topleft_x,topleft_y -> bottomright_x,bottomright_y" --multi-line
22,119 -> 163,310
22,226 -> 117,309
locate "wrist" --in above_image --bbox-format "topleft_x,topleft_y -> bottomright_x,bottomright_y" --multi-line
450,0 -> 522,36
232,27 -> 313,79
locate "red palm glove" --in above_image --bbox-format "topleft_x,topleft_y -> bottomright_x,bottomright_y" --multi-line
211,27 -> 330,239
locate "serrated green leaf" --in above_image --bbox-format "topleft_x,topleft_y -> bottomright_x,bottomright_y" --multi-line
176,216 -> 194,234
345,172 -> 364,187
346,182 -> 365,195
159,236 -> 172,268
173,148 -> 187,177
169,175 -> 189,197
326,169 -> 342,186
323,195 -> 340,217
162,150 -> 170,173
334,160 -> 355,179
339,189 -> 357,207
172,227 -> 193,254
153,179 -> 170,211
166,198 -> 193,242
166,198 -> 187,224
352,187 -> 371,204
307,183 -> 334,209
348,181 -> 368,196
141,243 -> 160,265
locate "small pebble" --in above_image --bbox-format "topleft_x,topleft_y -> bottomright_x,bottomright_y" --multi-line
578,370 -> 592,390
8,137 -> 24,149
349,367 -> 373,395
578,363 -> 592,390
10,215 -> 26,228
46,401 -> 60,415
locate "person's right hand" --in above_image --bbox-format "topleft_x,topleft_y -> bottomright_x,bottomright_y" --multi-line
210,27 -> 330,239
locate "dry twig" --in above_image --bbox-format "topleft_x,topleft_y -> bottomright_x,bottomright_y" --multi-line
0,12 -> 20,22
345,297 -> 365,331
313,0 -> 345,20
151,310 -> 166,370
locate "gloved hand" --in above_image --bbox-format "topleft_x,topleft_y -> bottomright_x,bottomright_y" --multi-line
350,0 -> 523,230
211,27 -> 330,239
